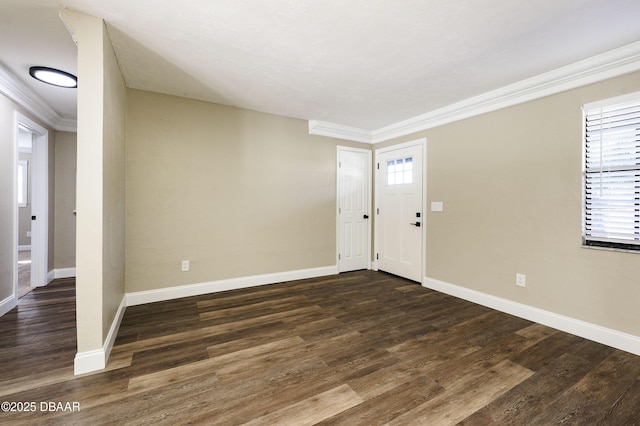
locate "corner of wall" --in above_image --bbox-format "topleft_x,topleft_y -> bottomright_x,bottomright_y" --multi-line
74,293 -> 125,375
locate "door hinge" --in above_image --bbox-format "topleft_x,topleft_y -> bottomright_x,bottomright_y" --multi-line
376,253 -> 379,260
339,207 -> 341,214
376,208 -> 379,214
338,253 -> 341,260
377,163 -> 379,170
339,161 -> 341,168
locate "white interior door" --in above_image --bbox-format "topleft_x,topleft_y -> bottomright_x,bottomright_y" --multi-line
376,142 -> 424,282
16,113 -> 48,289
338,147 -> 371,272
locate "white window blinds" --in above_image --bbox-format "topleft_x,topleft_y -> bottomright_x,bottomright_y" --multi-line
583,92 -> 640,250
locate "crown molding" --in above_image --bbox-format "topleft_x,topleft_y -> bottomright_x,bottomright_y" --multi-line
371,40 -> 640,143
0,64 -> 77,132
309,40 -> 640,144
57,117 -> 78,132
308,120 -> 372,144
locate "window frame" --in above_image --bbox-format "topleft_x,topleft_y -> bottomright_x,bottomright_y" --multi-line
582,91 -> 640,252
17,159 -> 28,208
386,156 -> 414,186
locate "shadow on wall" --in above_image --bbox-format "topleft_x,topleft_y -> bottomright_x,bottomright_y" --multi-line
106,25 -> 238,107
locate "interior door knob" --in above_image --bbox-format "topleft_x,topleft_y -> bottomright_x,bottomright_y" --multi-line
363,214 -> 369,219
410,222 -> 421,227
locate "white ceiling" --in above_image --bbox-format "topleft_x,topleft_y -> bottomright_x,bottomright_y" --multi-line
2,0 -> 640,132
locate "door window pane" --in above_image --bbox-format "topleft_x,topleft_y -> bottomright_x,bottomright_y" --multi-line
387,157 -> 413,185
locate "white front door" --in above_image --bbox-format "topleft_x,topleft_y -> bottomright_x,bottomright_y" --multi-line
376,142 -> 424,282
338,147 -> 371,272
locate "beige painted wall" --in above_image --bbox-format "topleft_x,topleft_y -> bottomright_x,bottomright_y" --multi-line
0,95 -> 17,303
126,89 -> 368,292
381,70 -> 640,338
18,151 -> 32,247
48,126 -> 55,270
66,8 -> 104,352
54,131 -> 77,269
63,9 -> 127,352
101,21 -> 127,340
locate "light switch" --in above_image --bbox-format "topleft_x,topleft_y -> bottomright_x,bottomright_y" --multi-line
431,201 -> 443,212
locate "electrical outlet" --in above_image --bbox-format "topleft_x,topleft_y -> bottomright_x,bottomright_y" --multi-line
181,260 -> 190,272
516,273 -> 526,287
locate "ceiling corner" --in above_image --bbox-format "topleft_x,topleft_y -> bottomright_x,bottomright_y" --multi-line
371,39 -> 640,144
308,120 -> 373,144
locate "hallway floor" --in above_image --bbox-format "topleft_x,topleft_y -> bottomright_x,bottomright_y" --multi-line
17,249 -> 31,298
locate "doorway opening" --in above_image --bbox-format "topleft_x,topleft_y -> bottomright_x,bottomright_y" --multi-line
374,138 -> 426,283
17,126 -> 33,297
14,112 -> 49,303
337,146 -> 372,273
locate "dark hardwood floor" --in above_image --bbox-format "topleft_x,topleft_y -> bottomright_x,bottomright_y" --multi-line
1,271 -> 639,425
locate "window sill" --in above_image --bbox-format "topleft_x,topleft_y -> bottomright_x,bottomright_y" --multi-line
581,244 -> 640,255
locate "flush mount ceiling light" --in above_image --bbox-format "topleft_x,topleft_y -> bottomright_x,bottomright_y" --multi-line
29,66 -> 77,88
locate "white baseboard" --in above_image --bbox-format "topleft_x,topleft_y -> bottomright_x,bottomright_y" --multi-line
104,296 -> 127,366
74,294 -> 126,375
126,265 -> 338,306
423,276 -> 640,357
0,295 -> 17,317
54,267 -> 76,279
2,268 -> 74,317
46,267 -> 77,284
73,349 -> 106,376
75,265 -> 337,374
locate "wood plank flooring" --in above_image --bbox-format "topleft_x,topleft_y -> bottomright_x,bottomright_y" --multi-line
1,271 -> 640,425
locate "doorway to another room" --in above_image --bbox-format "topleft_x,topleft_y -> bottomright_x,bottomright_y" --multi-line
17,126 -> 33,298
336,140 -> 426,283
337,147 -> 372,273
375,139 -> 426,283
14,113 -> 49,302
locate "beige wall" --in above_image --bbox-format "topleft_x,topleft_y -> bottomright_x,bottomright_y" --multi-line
63,9 -> 127,353
0,94 -> 17,303
18,151 -> 32,247
101,21 -> 127,340
54,131 -> 77,269
48,125 -> 55,270
125,89 -> 368,292
381,70 -> 640,338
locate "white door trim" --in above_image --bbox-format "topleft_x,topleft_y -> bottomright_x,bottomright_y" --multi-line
14,112 -> 49,295
374,138 -> 427,281
336,146 -> 372,272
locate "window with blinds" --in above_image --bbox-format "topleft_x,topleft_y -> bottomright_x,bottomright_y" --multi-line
583,92 -> 640,251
